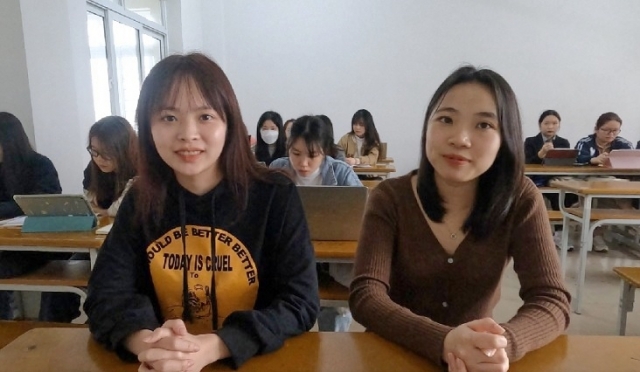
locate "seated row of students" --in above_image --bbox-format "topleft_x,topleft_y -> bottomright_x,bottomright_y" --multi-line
0,113 -> 138,321
71,53 -> 569,372
524,110 -> 637,252
254,109 -> 383,167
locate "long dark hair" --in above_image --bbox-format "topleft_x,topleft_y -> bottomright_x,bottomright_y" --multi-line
87,116 -> 138,206
0,112 -> 37,195
255,111 -> 286,165
288,116 -> 335,158
538,110 -> 561,125
316,114 -> 340,158
134,53 -> 270,227
417,66 -> 524,239
350,109 -> 381,155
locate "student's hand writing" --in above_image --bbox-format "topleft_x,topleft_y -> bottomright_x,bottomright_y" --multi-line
345,157 -> 357,166
442,318 -> 509,372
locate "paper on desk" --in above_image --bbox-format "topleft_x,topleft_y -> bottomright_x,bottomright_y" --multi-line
0,216 -> 27,227
353,164 -> 372,168
95,223 -> 113,235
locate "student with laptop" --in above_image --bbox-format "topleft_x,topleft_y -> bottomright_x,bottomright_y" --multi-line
524,110 -> 577,248
84,53 -> 318,371
350,67 -> 570,372
83,115 -> 138,217
574,112 -> 634,252
338,109 -> 382,166
0,112 -> 63,320
270,115 -> 361,332
254,111 -> 286,166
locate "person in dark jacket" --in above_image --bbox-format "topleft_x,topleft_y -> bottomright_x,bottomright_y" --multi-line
0,112 -> 62,320
84,53 -> 319,371
254,111 -> 286,166
524,110 -> 570,165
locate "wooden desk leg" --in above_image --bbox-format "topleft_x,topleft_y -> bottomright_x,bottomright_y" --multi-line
617,280 -> 635,336
560,215 -> 570,279
574,195 -> 593,315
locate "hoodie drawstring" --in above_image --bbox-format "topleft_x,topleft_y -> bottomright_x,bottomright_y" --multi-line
178,192 -> 192,322
210,196 -> 219,330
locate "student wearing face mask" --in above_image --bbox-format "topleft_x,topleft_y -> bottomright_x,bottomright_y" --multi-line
270,115 -> 361,333
254,111 -> 286,166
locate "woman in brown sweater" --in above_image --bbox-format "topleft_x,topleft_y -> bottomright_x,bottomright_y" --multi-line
349,66 -> 570,372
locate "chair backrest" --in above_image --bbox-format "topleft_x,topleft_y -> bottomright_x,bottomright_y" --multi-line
379,142 -> 388,160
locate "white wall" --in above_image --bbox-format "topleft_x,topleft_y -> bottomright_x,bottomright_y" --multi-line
0,0 -> 35,146
199,0 -> 640,176
20,0 -> 95,193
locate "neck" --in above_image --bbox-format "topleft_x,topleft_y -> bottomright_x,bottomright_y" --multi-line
434,173 -> 477,212
595,137 -> 610,148
175,170 -> 223,196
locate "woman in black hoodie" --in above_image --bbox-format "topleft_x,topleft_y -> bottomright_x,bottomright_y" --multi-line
0,112 -> 62,320
84,53 -> 319,371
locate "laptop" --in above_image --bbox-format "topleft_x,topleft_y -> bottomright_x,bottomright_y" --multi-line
296,186 -> 368,241
13,194 -> 97,232
605,150 -> 640,169
543,149 -> 578,166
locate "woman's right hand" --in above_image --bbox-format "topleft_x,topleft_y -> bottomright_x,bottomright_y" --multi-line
345,157 -> 357,166
591,152 -> 609,165
538,141 -> 554,158
442,318 -> 509,372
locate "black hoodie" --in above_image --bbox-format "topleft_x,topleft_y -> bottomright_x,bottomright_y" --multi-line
84,173 -> 319,368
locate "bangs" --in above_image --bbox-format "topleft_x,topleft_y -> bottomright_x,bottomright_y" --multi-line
304,137 -> 323,156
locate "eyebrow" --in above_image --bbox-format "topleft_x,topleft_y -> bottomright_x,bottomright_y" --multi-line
434,107 -> 497,119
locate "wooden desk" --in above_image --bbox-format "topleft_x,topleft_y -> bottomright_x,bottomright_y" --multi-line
377,157 -> 394,164
0,321 -> 86,349
550,180 -> 640,314
0,328 -> 437,372
525,164 -> 640,177
2,327 -> 640,372
613,267 -> 640,336
353,164 -> 396,178
313,240 -> 357,263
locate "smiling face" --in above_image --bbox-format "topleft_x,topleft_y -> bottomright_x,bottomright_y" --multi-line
150,79 -> 227,191
425,82 -> 501,185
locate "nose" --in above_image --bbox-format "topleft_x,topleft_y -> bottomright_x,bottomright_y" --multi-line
448,127 -> 471,148
177,117 -> 200,141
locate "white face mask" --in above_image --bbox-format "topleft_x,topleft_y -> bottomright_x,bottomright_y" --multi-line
260,129 -> 279,145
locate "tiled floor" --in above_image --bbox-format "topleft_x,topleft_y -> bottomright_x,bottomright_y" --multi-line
340,240 -> 640,335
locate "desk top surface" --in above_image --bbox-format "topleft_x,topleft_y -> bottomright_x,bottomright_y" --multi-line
549,179 -> 640,195
525,164 -> 640,175
1,327 -> 640,372
353,164 -> 396,174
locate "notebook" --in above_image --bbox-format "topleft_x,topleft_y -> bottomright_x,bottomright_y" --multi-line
296,186 -> 368,241
543,149 -> 578,166
605,150 -> 640,169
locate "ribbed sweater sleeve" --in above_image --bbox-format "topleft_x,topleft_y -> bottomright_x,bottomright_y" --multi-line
349,182 -> 453,365
501,179 -> 571,361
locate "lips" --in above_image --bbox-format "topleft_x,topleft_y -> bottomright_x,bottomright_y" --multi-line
443,154 -> 470,162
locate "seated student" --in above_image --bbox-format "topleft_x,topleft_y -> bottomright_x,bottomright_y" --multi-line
83,115 -> 138,217
350,66 -> 570,372
283,118 -> 295,141
574,112 -> 634,252
524,110 -> 576,248
338,109 -> 381,166
254,111 -> 286,166
271,115 -> 361,333
84,53 -> 319,371
0,112 -> 63,320
317,114 -> 347,162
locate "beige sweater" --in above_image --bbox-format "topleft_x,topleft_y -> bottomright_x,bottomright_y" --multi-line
349,171 -> 570,365
338,133 -> 379,165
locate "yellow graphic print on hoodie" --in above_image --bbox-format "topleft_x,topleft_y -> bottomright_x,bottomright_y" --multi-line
147,225 -> 259,334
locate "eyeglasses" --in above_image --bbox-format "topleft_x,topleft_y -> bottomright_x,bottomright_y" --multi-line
86,146 -> 112,160
599,128 -> 621,135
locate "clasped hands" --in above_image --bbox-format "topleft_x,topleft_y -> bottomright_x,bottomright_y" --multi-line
443,318 -> 509,372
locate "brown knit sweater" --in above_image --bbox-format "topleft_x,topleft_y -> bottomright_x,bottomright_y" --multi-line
349,171 -> 571,365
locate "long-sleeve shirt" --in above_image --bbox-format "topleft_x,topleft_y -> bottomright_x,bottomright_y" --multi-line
349,171 -> 571,366
85,173 -> 319,368
0,153 -> 61,218
574,134 -> 633,164
338,134 -> 380,165
523,133 -> 570,164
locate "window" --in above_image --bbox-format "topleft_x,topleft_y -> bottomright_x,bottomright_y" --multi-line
86,0 -> 166,124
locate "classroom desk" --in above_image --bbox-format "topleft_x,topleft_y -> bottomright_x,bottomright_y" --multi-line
313,240 -> 357,263
353,164 -> 396,178
0,321 -> 86,349
1,327 -> 640,372
525,164 -> 640,177
0,217 -> 111,268
550,180 -> 640,314
377,157 -> 394,164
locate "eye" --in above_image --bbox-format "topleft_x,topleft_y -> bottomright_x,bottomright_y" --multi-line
477,122 -> 494,129
201,114 -> 214,121
437,116 -> 453,124
161,115 -> 177,122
